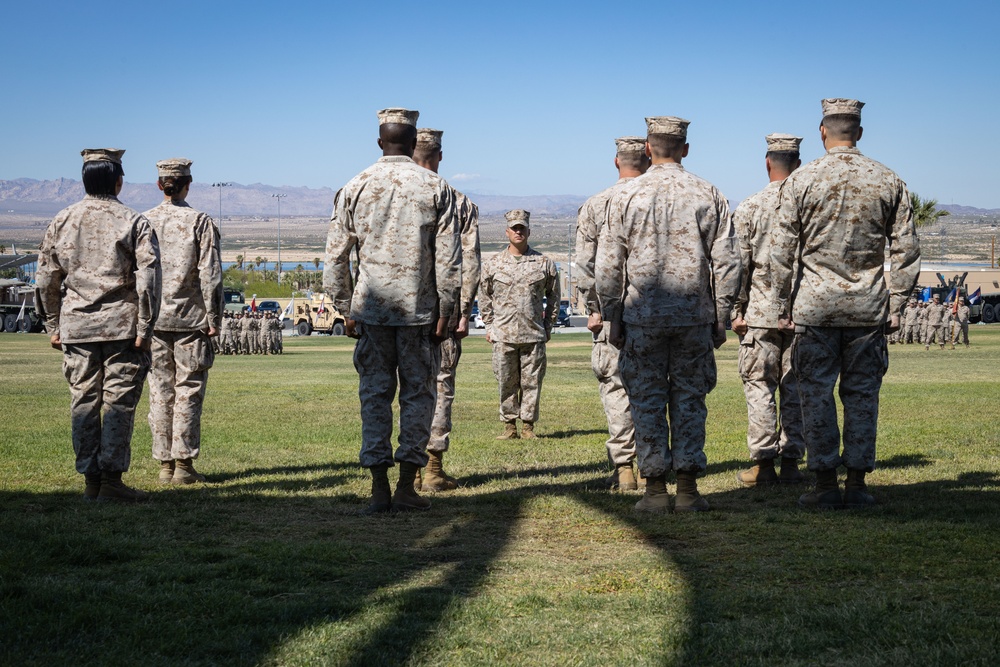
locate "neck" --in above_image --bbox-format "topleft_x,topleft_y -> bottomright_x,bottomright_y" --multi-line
768,170 -> 791,183
414,159 -> 438,173
382,145 -> 413,157
618,168 -> 643,179
508,242 -> 528,256
650,155 -> 682,165
824,139 -> 857,151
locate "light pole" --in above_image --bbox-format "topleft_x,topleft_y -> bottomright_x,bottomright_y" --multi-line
211,182 -> 232,236
271,193 -> 287,277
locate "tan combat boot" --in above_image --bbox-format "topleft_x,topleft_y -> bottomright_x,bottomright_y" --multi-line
798,468 -> 843,509
496,421 -> 519,440
736,458 -> 778,487
364,464 -> 392,514
778,457 -> 805,484
83,473 -> 101,501
422,450 -> 458,492
97,472 -> 150,503
634,474 -> 670,513
392,462 -> 431,511
674,470 -> 710,512
158,460 -> 175,485
606,463 -> 638,491
172,458 -> 206,485
843,469 -> 876,508
520,422 -> 538,440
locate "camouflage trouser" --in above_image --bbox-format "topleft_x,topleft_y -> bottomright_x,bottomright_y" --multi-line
592,323 -> 635,466
619,324 -> 716,477
926,324 -> 947,347
258,331 -> 268,355
238,332 -> 249,354
903,323 -> 918,343
428,336 -> 462,453
738,327 -> 804,461
492,340 -> 546,423
354,323 -> 440,468
62,340 -> 150,475
919,324 -> 928,344
952,322 -> 969,345
792,326 -> 887,472
148,330 -> 213,462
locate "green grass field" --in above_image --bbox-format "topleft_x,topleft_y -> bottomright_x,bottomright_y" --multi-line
2,329 -> 999,666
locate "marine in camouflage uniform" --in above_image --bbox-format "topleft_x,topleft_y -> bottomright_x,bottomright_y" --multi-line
924,295 -> 946,350
731,134 -> 806,487
324,107 -> 461,513
239,312 -> 251,354
597,116 -> 740,514
480,210 -> 559,440
35,148 -> 161,502
575,136 -> 649,490
411,128 -> 482,492
770,99 -> 921,509
917,302 -> 929,344
952,299 -> 970,347
144,158 -> 223,485
902,299 -> 919,343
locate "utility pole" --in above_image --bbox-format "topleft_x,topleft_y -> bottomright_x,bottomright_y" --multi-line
211,182 -> 232,236
271,193 -> 287,278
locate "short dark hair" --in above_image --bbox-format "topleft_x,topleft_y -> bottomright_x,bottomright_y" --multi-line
413,146 -> 441,163
617,151 -> 650,171
379,123 -> 417,148
646,133 -> 685,159
821,114 -> 861,140
82,161 -> 124,196
766,150 -> 800,172
159,175 -> 193,198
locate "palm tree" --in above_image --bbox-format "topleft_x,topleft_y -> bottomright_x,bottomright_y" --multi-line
313,257 -> 321,270
235,254 -> 244,270
911,193 -> 950,228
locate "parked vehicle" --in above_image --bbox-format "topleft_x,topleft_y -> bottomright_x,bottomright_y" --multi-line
257,300 -> 282,315
292,296 -> 346,336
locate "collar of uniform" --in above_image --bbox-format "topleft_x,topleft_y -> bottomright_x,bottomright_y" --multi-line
827,146 -> 861,156
616,177 -> 634,185
84,194 -> 121,202
648,163 -> 685,172
378,156 -> 416,164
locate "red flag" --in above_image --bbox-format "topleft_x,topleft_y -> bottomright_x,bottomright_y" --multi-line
250,295 -> 257,312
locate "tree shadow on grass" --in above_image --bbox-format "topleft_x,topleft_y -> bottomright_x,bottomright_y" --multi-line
541,428 -> 607,439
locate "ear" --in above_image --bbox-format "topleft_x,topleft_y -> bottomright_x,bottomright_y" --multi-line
819,124 -> 827,143
765,156 -> 773,177
614,156 -> 621,170
681,143 -> 690,158
438,150 -> 443,162
157,181 -> 165,192
377,137 -> 384,149
857,126 -> 864,141
645,142 -> 652,158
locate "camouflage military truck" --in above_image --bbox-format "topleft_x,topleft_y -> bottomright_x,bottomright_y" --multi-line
292,296 -> 346,336
0,278 -> 44,333
912,272 -> 1000,323
223,287 -> 246,313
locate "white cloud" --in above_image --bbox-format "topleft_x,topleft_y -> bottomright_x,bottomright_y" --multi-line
449,173 -> 481,182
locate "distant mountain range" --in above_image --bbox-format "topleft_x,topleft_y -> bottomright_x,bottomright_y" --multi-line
2,178 -> 996,219
0,178 -> 587,218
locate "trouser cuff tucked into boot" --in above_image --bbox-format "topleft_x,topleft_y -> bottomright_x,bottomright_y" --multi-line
392,462 -> 431,512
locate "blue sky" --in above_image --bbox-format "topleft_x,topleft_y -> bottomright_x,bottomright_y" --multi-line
2,0 -> 998,207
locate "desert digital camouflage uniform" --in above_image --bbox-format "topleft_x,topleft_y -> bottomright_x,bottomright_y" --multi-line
918,302 -> 929,344
480,242 -> 560,425
35,182 -> 161,476
902,301 -> 919,343
428,189 -> 481,454
239,313 -> 251,354
596,117 -> 739,479
222,314 -> 235,354
732,173 -> 804,464
258,314 -> 269,355
952,302 -> 970,346
770,101 -> 920,474
325,149 -> 460,469
925,299 -> 947,348
576,176 -> 637,466
144,181 -> 223,465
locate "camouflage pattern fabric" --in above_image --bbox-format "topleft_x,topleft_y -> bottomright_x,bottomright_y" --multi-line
62,340 -> 150,474
925,302 -> 947,346
35,195 -> 160,343
142,200 -> 223,333
619,324 -> 717,476
354,324 -> 440,468
952,305 -> 970,345
479,247 -> 559,344
491,341 -> 546,423
575,178 -> 634,315
902,304 -> 919,343
596,163 -> 739,327
428,336 -> 461,453
792,326 -> 887,471
770,147 -> 921,327
148,330 -> 213,461
591,323 -> 635,465
324,155 -> 461,325
239,316 -> 251,354
453,189 -> 482,321
738,327 -> 804,461
732,181 -> 785,328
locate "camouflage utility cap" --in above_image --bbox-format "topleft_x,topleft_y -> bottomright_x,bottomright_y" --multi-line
81,148 -> 125,165
377,107 -> 419,126
417,128 -> 443,149
765,133 -> 803,152
645,116 -> 689,138
615,136 -> 646,155
821,98 -> 864,118
505,209 -> 530,228
156,158 -> 192,177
